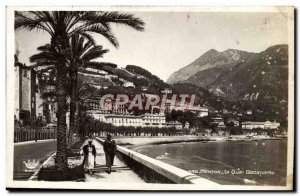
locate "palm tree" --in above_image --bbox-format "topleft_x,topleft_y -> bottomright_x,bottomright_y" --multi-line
31,34 -> 109,147
68,34 -> 109,147
15,11 -> 145,171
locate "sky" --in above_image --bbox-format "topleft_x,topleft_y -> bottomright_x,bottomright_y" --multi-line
15,11 -> 288,81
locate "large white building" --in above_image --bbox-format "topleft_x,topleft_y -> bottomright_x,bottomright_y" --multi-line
105,114 -> 143,127
141,113 -> 166,128
104,113 -> 166,128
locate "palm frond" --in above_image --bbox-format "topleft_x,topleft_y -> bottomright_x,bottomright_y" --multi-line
82,11 -> 145,32
76,24 -> 119,47
36,44 -> 53,52
78,32 -> 96,46
30,51 -> 58,64
15,11 -> 54,35
81,46 -> 109,62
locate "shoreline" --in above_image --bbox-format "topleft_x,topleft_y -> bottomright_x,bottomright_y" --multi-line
108,135 -> 287,147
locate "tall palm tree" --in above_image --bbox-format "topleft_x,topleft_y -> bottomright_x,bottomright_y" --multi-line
31,34 -> 109,147
15,11 -> 145,171
68,34 -> 109,147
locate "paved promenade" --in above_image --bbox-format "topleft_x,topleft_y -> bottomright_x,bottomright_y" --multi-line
79,139 -> 145,183
14,139 -> 57,180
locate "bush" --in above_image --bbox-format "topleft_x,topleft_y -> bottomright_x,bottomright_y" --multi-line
38,165 -> 85,181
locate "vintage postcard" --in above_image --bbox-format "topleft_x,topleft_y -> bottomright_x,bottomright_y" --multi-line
6,6 -> 294,191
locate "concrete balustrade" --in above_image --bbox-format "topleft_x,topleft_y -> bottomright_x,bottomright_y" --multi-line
96,137 -> 218,185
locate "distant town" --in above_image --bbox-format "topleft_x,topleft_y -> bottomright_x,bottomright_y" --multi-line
14,56 -> 285,141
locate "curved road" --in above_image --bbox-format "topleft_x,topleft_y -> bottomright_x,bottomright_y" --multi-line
13,139 -> 57,180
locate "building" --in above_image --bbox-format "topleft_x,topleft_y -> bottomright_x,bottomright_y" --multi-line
166,121 -> 182,130
246,110 -> 253,115
241,121 -> 280,130
264,121 -> 280,129
227,118 -> 240,127
211,117 -> 226,128
141,113 -> 166,128
198,107 -> 209,117
104,113 -> 166,128
14,57 -> 43,125
37,71 -> 57,123
209,108 -> 220,115
161,88 -> 172,94
85,97 -> 130,116
123,81 -> 135,88
105,114 -> 143,127
241,121 -> 265,129
104,74 -> 118,80
141,86 -> 148,91
184,121 -> 190,129
86,110 -> 109,122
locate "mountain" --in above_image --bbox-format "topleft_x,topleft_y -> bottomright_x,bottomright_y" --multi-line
167,48 -> 256,85
167,45 -> 288,99
208,45 -> 288,99
167,44 -> 289,126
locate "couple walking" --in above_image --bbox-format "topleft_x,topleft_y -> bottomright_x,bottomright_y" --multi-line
82,134 -> 117,174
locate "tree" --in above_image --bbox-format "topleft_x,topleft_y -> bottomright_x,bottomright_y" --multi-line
68,34 -> 109,147
30,35 -> 109,147
15,11 -> 145,171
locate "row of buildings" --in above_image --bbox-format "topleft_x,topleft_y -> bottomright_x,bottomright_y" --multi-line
241,121 -> 281,130
210,117 -> 280,130
14,57 -> 281,132
94,111 -> 186,130
84,96 -> 209,117
85,96 -> 280,131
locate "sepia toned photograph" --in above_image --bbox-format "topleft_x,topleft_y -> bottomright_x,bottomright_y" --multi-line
6,6 -> 294,191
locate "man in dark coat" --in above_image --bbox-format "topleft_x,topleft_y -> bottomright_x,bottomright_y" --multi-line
103,134 -> 116,174
82,139 -> 97,174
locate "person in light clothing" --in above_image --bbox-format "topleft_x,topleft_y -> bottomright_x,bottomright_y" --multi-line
82,139 -> 96,174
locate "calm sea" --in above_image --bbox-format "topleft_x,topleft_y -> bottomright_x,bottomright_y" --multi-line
131,139 -> 287,186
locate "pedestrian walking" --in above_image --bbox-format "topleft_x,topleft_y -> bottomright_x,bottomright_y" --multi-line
103,134 -> 116,174
82,139 -> 96,174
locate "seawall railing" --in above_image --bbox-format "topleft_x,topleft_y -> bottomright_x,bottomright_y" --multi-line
96,137 -> 218,185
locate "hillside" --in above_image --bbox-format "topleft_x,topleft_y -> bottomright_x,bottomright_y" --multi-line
167,48 -> 256,85
167,45 -> 288,99
80,63 -> 216,108
166,44 -> 289,126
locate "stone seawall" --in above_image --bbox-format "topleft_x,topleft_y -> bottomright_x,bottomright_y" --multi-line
96,137 -> 218,185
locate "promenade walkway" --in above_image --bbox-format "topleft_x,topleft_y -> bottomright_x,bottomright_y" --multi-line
79,139 -> 145,183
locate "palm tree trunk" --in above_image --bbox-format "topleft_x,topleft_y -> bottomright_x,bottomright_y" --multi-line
68,99 -> 76,147
55,62 -> 68,171
68,73 -> 77,148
